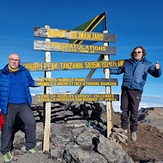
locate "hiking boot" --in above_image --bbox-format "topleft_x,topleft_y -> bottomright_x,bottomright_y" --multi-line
28,148 -> 38,154
113,127 -> 128,134
3,151 -> 13,162
131,132 -> 137,141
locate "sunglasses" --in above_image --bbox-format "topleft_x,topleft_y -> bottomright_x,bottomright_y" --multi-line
133,51 -> 142,54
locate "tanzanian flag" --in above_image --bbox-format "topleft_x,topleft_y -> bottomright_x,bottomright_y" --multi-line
70,12 -> 107,45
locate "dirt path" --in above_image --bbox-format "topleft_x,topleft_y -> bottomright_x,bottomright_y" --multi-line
112,113 -> 163,162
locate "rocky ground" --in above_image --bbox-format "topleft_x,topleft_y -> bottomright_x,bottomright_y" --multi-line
0,101 -> 163,163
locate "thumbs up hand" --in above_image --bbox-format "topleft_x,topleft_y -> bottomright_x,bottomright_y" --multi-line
155,61 -> 160,70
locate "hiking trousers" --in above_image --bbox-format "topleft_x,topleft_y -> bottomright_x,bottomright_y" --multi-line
1,103 -> 36,154
120,88 -> 142,132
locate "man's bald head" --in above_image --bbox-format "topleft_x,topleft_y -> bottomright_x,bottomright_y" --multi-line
8,54 -> 20,61
8,53 -> 20,70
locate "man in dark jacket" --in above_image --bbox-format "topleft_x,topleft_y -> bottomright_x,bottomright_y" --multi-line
110,46 -> 162,141
0,54 -> 37,162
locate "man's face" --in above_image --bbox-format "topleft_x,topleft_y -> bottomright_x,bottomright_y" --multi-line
8,54 -> 20,69
133,48 -> 143,61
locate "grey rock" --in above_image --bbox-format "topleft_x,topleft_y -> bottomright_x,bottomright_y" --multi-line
0,101 -> 136,163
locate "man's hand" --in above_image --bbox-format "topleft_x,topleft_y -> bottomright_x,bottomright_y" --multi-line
155,61 -> 160,70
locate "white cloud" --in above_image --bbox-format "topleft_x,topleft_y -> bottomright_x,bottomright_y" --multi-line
112,96 -> 163,112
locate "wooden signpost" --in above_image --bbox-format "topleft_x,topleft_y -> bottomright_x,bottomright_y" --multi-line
31,23 -> 123,152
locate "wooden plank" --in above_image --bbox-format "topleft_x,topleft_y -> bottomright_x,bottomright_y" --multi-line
34,27 -> 116,42
34,40 -> 116,55
34,78 -> 118,86
22,60 -> 125,71
36,94 -> 119,102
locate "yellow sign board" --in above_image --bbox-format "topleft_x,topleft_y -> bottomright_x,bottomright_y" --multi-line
36,94 -> 119,102
34,27 -> 116,43
34,40 -> 116,55
22,60 -> 125,71
35,78 -> 118,86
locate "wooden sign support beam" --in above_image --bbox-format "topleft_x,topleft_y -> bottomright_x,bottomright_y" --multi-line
43,25 -> 52,152
104,30 -> 112,138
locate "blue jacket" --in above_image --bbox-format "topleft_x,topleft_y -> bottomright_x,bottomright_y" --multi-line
0,64 -> 35,114
110,58 -> 162,92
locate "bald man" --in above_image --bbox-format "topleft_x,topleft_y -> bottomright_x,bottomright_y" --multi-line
0,54 -> 37,162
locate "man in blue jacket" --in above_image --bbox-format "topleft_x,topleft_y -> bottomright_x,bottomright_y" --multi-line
0,53 -> 37,162
110,46 -> 162,141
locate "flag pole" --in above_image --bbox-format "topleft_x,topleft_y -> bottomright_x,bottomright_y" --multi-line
104,11 -> 108,31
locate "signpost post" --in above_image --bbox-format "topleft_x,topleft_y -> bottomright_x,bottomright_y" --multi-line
43,25 -> 52,152
103,31 -> 112,137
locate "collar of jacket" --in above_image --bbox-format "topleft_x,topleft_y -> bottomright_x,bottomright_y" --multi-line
2,64 -> 24,74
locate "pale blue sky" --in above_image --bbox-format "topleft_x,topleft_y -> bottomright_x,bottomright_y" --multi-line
0,0 -> 163,109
